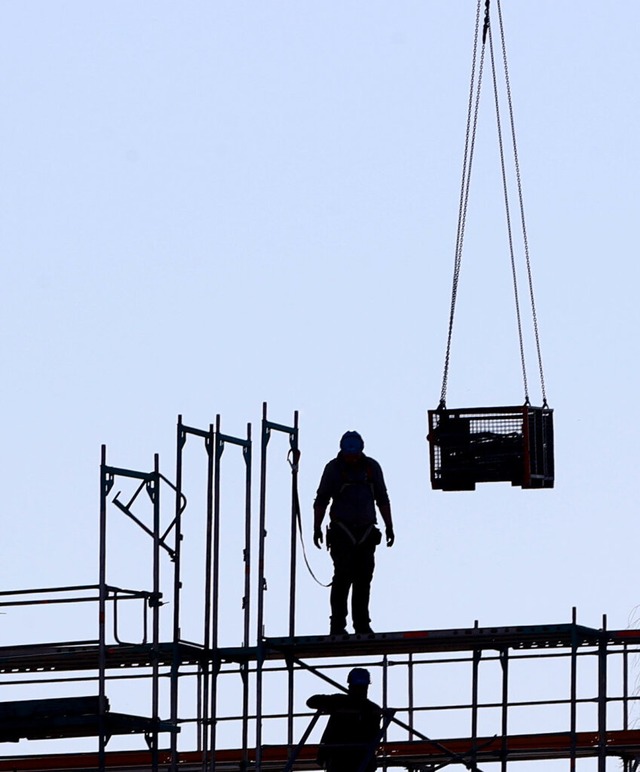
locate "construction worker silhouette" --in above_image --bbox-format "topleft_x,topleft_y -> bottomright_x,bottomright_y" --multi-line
307,667 -> 381,772
313,431 -> 394,635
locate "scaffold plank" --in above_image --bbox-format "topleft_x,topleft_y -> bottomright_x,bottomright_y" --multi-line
262,622 -> 605,660
0,642 -> 206,674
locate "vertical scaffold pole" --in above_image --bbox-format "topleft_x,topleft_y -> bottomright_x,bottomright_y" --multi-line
499,648 -> 509,772
242,423 -> 253,651
98,445 -> 109,772
570,607 -> 578,772
241,423 -> 252,772
471,620 -> 480,770
256,403 -> 270,771
209,415 -> 227,763
170,418 -> 187,772
287,411 -> 299,749
201,424 -> 215,771
150,454 -> 161,772
408,653 -> 414,740
598,614 -> 608,772
288,411 -> 300,639
624,639 -> 630,772
383,655 -> 389,745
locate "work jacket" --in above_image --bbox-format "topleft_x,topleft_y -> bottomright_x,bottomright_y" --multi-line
307,692 -> 381,772
314,453 -> 390,530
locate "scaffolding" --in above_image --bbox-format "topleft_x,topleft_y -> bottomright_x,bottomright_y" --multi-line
2,405 -> 640,771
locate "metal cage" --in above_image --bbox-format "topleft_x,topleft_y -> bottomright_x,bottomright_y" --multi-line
427,405 -> 554,491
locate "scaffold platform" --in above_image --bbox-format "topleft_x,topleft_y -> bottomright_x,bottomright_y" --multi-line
2,620 -> 640,769
0,621 -> 618,674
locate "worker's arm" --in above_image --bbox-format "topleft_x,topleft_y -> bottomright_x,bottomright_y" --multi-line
313,462 -> 335,549
313,503 -> 327,548
307,694 -> 345,711
371,460 -> 395,547
307,694 -> 329,710
378,502 -> 394,547
307,694 -> 358,712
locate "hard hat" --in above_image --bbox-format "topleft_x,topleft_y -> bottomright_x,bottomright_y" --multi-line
340,431 -> 364,454
347,667 -> 371,686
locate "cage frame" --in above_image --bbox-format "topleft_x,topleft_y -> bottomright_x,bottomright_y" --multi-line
427,404 -> 554,491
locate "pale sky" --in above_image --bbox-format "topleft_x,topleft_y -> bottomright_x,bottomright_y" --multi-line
1,2 -> 639,767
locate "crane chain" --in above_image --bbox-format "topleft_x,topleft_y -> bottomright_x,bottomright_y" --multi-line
438,0 -> 549,409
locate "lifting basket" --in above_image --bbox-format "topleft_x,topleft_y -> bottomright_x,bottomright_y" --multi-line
427,405 -> 554,491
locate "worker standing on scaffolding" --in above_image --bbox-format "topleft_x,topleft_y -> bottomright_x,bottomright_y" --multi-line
307,667 -> 382,772
313,431 -> 394,635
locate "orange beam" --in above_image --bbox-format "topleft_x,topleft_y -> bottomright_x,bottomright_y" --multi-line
2,730 -> 640,771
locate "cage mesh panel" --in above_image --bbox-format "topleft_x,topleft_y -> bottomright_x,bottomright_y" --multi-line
428,406 -> 554,491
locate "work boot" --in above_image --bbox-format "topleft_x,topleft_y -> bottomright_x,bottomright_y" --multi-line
330,614 -> 347,636
354,625 -> 374,635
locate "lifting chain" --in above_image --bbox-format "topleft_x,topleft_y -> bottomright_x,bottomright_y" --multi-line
438,0 -> 548,409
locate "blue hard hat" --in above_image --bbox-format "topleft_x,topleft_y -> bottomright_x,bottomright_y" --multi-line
347,667 -> 371,686
340,431 -> 364,454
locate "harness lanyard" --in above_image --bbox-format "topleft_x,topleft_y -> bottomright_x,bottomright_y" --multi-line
288,450 -> 331,588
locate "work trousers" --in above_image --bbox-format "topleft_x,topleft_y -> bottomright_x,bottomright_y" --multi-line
328,524 -> 378,632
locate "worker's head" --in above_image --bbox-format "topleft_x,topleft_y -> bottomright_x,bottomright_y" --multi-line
347,667 -> 371,695
340,431 -> 364,460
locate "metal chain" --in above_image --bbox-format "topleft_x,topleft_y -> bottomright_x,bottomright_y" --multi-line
439,0 -> 549,408
439,0 -> 484,409
486,16 -> 530,403
496,0 -> 548,406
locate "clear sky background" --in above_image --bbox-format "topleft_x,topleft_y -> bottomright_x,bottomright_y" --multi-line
1,1 -> 639,766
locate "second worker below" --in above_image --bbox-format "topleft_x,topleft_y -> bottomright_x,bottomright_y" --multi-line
313,431 -> 395,636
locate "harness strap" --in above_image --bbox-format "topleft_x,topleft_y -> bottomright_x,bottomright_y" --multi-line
332,521 -> 376,547
338,459 -> 375,496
